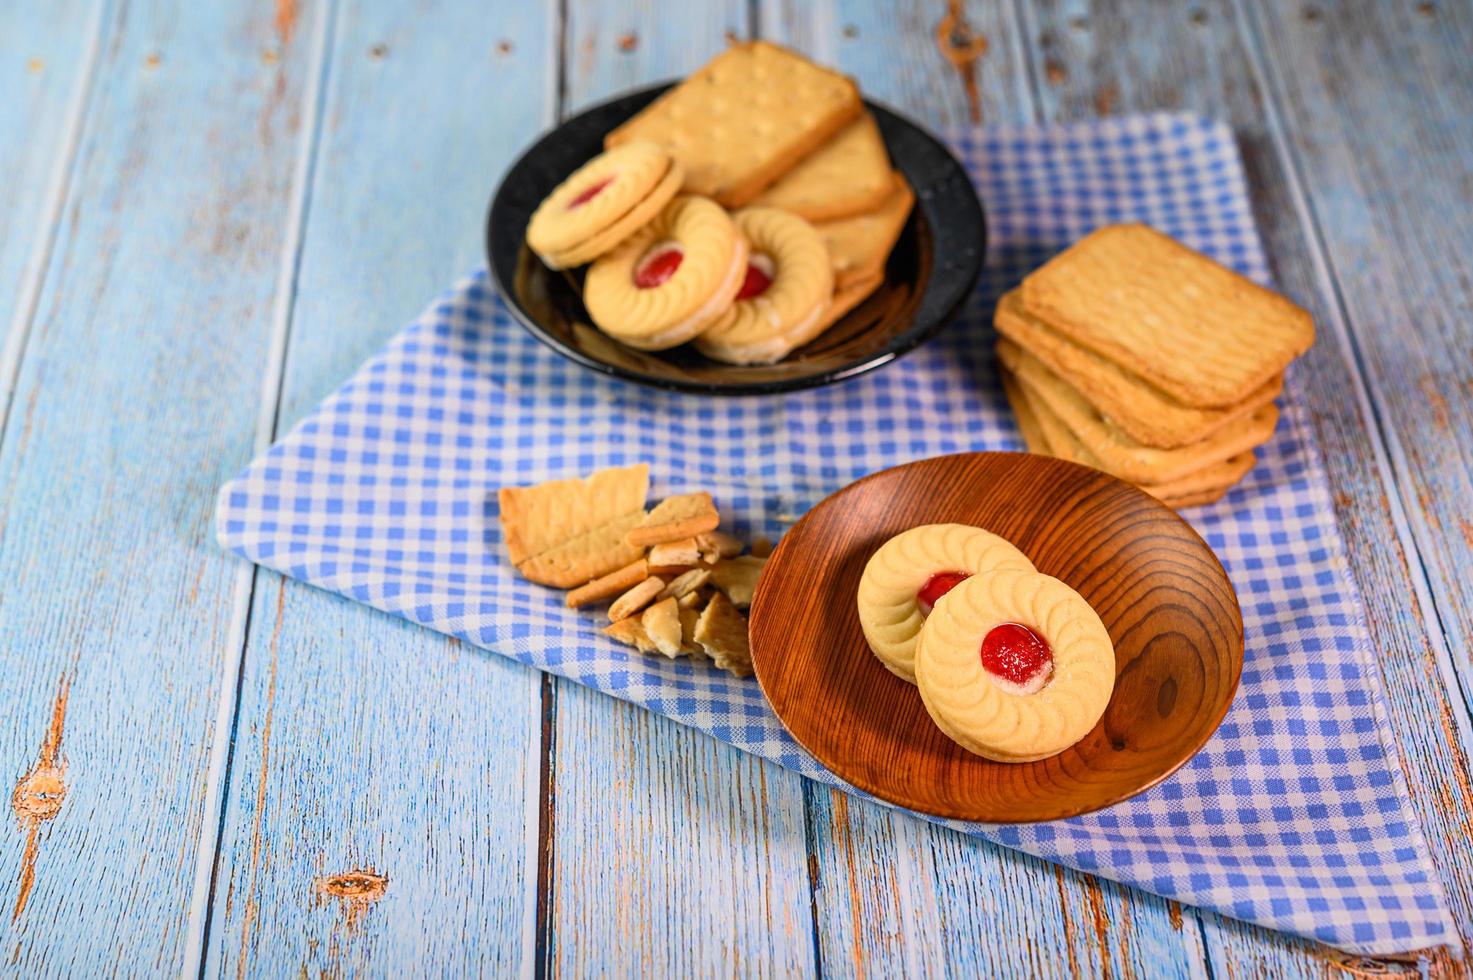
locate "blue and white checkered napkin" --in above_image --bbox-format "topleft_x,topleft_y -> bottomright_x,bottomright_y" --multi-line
216,114 -> 1455,955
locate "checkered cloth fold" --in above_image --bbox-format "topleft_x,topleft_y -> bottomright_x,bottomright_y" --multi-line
217,114 -> 1455,955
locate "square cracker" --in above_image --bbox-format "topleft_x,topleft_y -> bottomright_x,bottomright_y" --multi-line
994,289 -> 1280,449
499,463 -> 649,567
627,492 -> 720,547
998,338 -> 1280,484
1020,224 -> 1314,408
750,112 -> 894,221
605,41 -> 862,207
815,173 -> 914,290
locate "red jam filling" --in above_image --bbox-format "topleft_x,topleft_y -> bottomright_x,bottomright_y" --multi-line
566,176 -> 614,210
916,571 -> 970,616
736,258 -> 774,300
980,622 -> 1053,688
633,248 -> 684,289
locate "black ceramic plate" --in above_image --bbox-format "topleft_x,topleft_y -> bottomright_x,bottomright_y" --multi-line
486,83 -> 985,395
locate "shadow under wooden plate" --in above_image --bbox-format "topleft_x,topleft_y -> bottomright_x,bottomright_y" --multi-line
749,452 -> 1244,823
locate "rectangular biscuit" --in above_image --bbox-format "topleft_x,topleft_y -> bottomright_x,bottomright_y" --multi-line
1020,224 -> 1314,408
999,367 -> 1054,455
499,463 -> 649,567
1001,362 -> 1260,506
816,172 -> 914,290
998,338 -> 1280,484
750,112 -> 894,221
994,289 -> 1281,448
605,41 -> 863,207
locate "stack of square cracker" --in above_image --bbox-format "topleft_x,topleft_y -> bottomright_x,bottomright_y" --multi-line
605,40 -> 914,335
996,224 -> 1315,508
498,463 -> 769,677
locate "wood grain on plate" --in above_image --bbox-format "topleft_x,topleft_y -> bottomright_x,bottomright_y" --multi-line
750,452 -> 1242,823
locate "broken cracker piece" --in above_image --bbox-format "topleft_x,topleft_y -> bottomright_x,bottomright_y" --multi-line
642,597 -> 685,658
499,463 -> 649,567
694,529 -> 743,561
659,567 -> 712,601
648,537 -> 702,568
679,604 -> 703,657
604,617 -> 659,655
677,589 -> 705,610
694,593 -> 752,678
566,558 -> 650,608
709,555 -> 767,609
517,510 -> 645,588
749,537 -> 774,559
627,492 -> 720,547
609,576 -> 666,622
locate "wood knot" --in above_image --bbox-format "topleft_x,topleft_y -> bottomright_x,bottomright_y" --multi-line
935,0 -> 987,124
318,869 -> 388,900
12,767 -> 66,822
317,868 -> 388,932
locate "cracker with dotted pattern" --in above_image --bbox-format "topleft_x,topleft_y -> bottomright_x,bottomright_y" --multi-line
1020,224 -> 1314,408
605,41 -> 862,208
751,112 -> 893,221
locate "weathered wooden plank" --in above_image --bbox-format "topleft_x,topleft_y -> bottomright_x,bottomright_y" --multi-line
0,0 -> 103,410
544,3 -> 818,973
758,2 -> 1209,975
759,0 -> 1037,127
0,0 -> 322,973
1238,0 -> 1473,960
563,0 -> 749,114
202,1 -> 555,975
1019,0 -> 1473,970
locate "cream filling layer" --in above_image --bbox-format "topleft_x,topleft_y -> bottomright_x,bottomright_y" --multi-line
701,292 -> 828,364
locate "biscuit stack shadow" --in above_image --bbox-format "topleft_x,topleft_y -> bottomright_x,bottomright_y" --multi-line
995,224 -> 1315,509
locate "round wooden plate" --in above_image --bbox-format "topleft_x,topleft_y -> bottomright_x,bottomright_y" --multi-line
748,452 -> 1244,823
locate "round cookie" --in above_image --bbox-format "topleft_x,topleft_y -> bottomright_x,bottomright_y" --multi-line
914,568 -> 1116,763
584,195 -> 749,351
527,141 -> 679,269
694,207 -> 834,365
856,523 -> 1035,683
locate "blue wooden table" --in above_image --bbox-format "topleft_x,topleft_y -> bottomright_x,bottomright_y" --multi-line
3,0 -> 1471,975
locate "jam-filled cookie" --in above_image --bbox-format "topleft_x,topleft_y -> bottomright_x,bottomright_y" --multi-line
527,141 -> 683,269
584,195 -> 749,350
694,207 -> 834,365
914,568 -> 1115,762
856,524 -> 1034,683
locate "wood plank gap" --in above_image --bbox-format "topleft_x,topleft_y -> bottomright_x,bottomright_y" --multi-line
799,782 -> 827,979
552,0 -> 569,123
1230,0 -> 1473,753
1001,0 -> 1045,122
179,0 -> 343,975
533,674 -> 559,980
534,10 -> 569,973
0,0 -> 110,443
